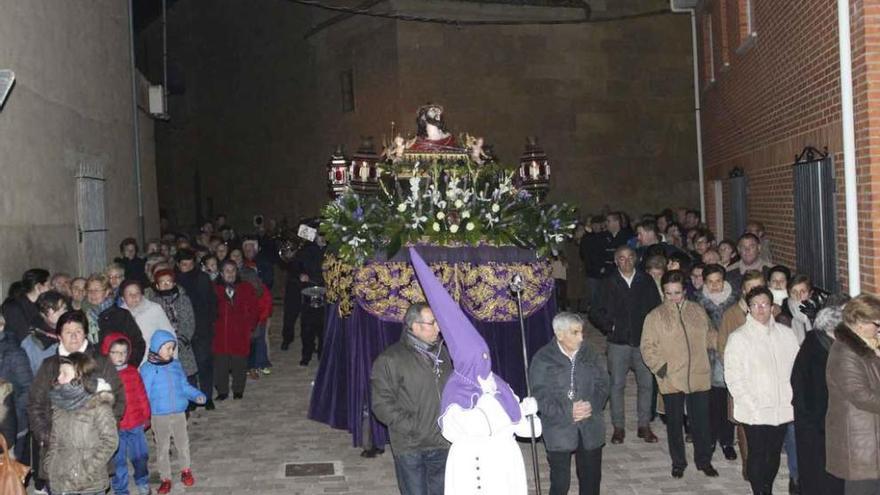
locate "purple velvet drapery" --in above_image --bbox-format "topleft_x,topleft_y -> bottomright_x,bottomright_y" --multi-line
307,297 -> 557,448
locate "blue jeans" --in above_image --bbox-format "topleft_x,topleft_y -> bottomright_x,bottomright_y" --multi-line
111,427 -> 150,494
248,322 -> 271,369
392,448 -> 448,495
784,421 -> 799,481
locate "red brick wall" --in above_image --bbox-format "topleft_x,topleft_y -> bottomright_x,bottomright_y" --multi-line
696,0 -> 880,293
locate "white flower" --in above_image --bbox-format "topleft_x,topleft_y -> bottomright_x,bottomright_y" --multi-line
462,210 -> 471,219
491,203 -> 500,213
454,199 -> 464,208
397,203 -> 407,212
466,222 -> 475,231
436,211 -> 445,220
432,222 -> 441,232
449,224 -> 460,233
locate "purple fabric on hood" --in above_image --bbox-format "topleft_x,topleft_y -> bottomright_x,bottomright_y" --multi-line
409,247 -> 522,423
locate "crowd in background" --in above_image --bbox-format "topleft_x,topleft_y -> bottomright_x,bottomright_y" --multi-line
551,207 -> 880,495
0,214 -> 325,495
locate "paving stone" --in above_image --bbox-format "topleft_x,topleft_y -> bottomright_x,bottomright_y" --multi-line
91,309 -> 793,494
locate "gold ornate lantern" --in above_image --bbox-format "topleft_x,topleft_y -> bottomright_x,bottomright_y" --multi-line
349,137 -> 382,195
518,136 -> 551,199
327,145 -> 350,198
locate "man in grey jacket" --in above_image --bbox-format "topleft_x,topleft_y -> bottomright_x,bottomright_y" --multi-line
371,302 -> 452,495
530,312 -> 609,495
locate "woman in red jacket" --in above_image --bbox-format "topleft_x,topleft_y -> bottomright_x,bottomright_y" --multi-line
213,260 -> 259,400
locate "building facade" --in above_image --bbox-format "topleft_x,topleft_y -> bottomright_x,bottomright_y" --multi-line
696,0 -> 880,293
0,0 -> 159,293
143,0 -> 700,231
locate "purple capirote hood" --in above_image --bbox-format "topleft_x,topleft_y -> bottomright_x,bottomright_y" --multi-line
408,247 -> 521,423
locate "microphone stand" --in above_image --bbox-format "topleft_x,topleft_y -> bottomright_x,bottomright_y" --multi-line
510,274 -> 542,495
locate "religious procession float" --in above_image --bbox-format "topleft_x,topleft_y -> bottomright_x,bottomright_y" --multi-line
310,104 -> 578,447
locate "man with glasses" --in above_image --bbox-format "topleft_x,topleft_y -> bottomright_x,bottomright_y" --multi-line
371,302 -> 452,495
589,245 -> 662,444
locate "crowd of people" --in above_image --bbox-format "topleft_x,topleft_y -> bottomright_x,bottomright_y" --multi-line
371,207 -> 880,495
0,215 -> 326,495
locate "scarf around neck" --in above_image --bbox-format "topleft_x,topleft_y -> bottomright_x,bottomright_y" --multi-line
147,350 -> 173,366
703,282 -> 733,306
49,381 -> 92,411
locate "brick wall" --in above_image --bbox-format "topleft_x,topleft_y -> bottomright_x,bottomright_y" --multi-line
696,0 -> 880,293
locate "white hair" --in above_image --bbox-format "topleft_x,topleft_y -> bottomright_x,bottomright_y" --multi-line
552,312 -> 584,336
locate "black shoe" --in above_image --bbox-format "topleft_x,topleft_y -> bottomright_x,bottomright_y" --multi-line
722,445 -> 737,460
672,466 -> 685,478
360,447 -> 385,458
299,359 -> 310,366
281,343 -> 290,351
789,477 -> 800,494
685,433 -> 693,443
215,393 -> 229,401
233,393 -> 243,400
699,464 -> 719,477
205,400 -> 216,410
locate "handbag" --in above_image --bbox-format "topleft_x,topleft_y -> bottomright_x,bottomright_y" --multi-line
0,434 -> 29,495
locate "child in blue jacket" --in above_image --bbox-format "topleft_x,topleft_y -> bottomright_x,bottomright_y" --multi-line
141,330 -> 206,494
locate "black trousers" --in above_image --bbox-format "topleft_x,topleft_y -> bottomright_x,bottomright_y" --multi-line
795,421 -> 844,495
193,341 -> 214,400
743,423 -> 788,494
663,391 -> 712,470
213,354 -> 247,395
282,287 -> 301,346
709,386 -> 734,449
301,305 -> 325,361
546,433 -> 602,495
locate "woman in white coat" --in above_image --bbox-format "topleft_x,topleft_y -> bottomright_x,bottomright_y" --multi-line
725,285 -> 799,495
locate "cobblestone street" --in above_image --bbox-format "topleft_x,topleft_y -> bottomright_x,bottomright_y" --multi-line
146,311 -> 790,494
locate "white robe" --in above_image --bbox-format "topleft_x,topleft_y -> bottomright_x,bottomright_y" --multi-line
440,394 -> 542,495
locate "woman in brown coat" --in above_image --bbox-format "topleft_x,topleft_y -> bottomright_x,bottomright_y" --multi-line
641,270 -> 718,479
826,294 -> 880,495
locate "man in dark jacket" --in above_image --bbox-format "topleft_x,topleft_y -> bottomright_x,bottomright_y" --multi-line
280,256 -> 302,351
0,315 -> 33,459
296,236 -> 327,366
579,216 -> 610,312
28,311 -> 125,484
371,303 -> 452,495
589,245 -> 661,444
530,312 -> 609,495
114,237 -> 148,286
176,249 -> 218,407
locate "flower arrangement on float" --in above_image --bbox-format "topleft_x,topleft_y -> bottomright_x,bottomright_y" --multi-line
321,157 -> 577,266
320,104 -> 577,266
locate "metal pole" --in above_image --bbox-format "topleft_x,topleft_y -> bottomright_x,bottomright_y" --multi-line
127,0 -> 145,245
514,287 -> 542,495
837,0 -> 861,295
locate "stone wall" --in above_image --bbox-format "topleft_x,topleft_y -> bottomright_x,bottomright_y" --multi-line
147,0 -> 698,232
0,0 -> 159,292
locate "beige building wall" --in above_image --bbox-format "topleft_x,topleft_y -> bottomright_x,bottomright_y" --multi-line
0,0 -> 159,293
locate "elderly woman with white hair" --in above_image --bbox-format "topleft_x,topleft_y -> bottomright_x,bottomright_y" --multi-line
791,295 -> 849,495
529,312 -> 609,495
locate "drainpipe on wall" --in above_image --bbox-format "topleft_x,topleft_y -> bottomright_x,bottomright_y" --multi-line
670,1 -> 706,223
837,0 -> 861,295
127,0 -> 146,245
